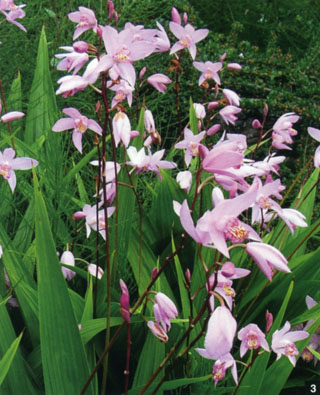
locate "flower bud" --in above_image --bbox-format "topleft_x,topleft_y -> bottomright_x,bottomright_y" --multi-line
185,268 -> 191,283
1,111 -> 25,123
120,279 -> 130,323
139,66 -> 147,79
208,101 -> 219,110
252,119 -> 262,129
61,251 -> 76,281
207,124 -> 221,136
220,52 -> 227,62
227,63 -> 241,70
221,261 -> 235,278
73,41 -> 89,53
151,267 -> 158,279
266,310 -> 273,332
171,7 -> 181,24
193,103 -> 206,120
183,12 -> 188,24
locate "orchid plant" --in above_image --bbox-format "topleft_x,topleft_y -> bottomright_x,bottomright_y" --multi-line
0,2 -> 319,395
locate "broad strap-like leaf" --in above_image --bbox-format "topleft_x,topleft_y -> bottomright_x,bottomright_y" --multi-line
33,171 -> 94,394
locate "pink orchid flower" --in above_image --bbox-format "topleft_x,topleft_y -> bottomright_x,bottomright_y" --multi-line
0,1 -> 26,32
55,46 -> 89,75
179,182 -> 260,258
147,73 -> 171,93
147,321 -> 168,343
0,148 -> 38,193
193,60 -> 222,85
153,292 -> 178,332
195,306 -> 237,360
52,107 -> 102,153
88,263 -> 104,279
212,353 -> 238,387
169,22 -> 209,60
175,128 -> 206,166
219,105 -> 242,125
74,204 -> 115,240
102,24 -> 156,87
68,6 -> 98,40
238,323 -> 270,357
272,321 -> 309,366
272,112 -> 299,150
223,89 -> 240,106
176,170 -> 192,193
246,242 -> 290,281
109,79 -> 134,108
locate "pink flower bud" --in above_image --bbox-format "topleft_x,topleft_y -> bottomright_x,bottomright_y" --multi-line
73,211 -> 87,220
227,63 -> 242,70
130,130 -> 140,140
151,267 -> 158,279
61,251 -> 76,281
1,111 -> 25,123
148,321 -> 168,342
88,263 -> 104,279
185,268 -> 191,282
147,73 -> 171,93
193,103 -> 206,120
73,41 -> 89,53
114,11 -> 118,23
96,26 -> 103,38
266,310 -> 273,332
220,52 -> 227,61
221,261 -> 235,278
120,279 -> 130,323
252,119 -> 262,129
108,0 -> 114,19
208,101 -> 219,110
207,124 -> 221,136
264,103 -> 269,117
139,66 -> 147,79
183,12 -> 188,24
171,7 -> 181,24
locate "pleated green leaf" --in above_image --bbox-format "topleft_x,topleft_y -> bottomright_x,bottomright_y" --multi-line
33,172 -> 94,395
131,331 -> 165,392
0,331 -> 23,387
25,25 -> 58,145
0,223 -> 39,346
0,298 -> 35,393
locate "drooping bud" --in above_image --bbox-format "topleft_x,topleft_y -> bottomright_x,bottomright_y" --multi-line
61,251 -> 76,281
88,263 -> 104,279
